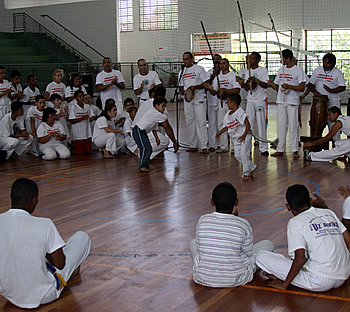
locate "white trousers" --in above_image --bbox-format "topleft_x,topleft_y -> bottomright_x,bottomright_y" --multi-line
328,100 -> 341,142
0,135 -> 33,159
233,135 -> 256,177
310,139 -> 350,161
41,231 -> 91,304
125,133 -> 138,154
256,250 -> 345,292
40,144 -> 71,160
208,106 -> 219,149
190,239 -> 274,273
148,131 -> 170,159
0,105 -> 10,121
93,132 -> 125,155
246,100 -> 268,152
276,103 -> 299,153
217,102 -> 229,150
184,98 -> 208,150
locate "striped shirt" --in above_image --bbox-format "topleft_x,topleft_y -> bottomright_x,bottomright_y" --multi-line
193,212 -> 254,287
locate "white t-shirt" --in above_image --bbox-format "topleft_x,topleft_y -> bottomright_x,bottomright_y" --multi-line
274,65 -> 306,105
246,67 -> 269,102
193,212 -> 254,288
0,112 -> 25,137
287,206 -> 350,280
133,71 -> 161,100
134,98 -> 168,125
223,107 -> 248,139
45,82 -> 66,98
0,209 -> 65,309
337,115 -> 350,136
0,80 -> 11,107
238,69 -> 249,100
27,106 -> 43,129
309,66 -> 346,101
178,64 -> 208,100
92,116 -> 114,140
218,71 -> 241,100
65,86 -> 87,110
90,104 -> 102,117
69,103 -> 94,140
342,196 -> 350,219
22,86 -> 40,103
37,121 -> 66,146
96,69 -> 125,107
133,107 -> 167,133
10,82 -> 23,103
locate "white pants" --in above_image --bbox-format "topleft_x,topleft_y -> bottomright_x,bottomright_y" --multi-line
208,106 -> 219,149
184,98 -> 208,150
40,143 -> 71,160
328,100 -> 341,142
190,239 -> 274,273
93,132 -> 125,155
148,131 -> 170,159
125,133 -> 138,154
276,103 -> 299,153
0,135 -> 33,159
217,102 -> 229,150
41,231 -> 91,304
246,100 -> 268,152
310,139 -> 350,161
233,135 -> 256,177
256,250 -> 345,292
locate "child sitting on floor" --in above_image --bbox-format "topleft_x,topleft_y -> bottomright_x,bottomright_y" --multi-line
189,182 -> 274,288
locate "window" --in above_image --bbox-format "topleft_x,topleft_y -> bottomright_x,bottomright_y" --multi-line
140,0 -> 178,31
119,0 -> 133,32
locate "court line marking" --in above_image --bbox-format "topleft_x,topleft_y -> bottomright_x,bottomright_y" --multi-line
84,260 -> 350,302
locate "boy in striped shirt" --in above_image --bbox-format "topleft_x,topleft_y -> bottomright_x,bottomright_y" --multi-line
189,182 -> 274,287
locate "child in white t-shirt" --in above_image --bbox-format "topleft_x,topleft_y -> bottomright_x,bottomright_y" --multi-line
37,107 -> 70,160
50,93 -> 70,145
216,93 -> 256,181
69,90 -> 94,154
45,69 -> 66,106
22,75 -> 40,130
65,73 -> 87,112
9,70 -> 24,103
123,106 -> 138,155
83,94 -> 100,133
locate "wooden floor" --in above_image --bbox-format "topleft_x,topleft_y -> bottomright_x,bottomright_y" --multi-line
0,103 -> 350,312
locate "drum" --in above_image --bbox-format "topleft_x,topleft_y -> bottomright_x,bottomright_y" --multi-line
309,96 -> 328,138
184,88 -> 195,102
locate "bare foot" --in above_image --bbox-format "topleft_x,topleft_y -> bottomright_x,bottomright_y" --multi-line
271,152 -> 284,157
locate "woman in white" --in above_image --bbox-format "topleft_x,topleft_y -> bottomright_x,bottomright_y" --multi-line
92,99 -> 125,159
37,107 -> 70,160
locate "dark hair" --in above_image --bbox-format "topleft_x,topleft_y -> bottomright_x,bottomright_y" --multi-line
323,53 -> 336,68
11,178 -> 38,209
10,70 -> 21,79
50,93 -> 62,102
137,58 -> 146,65
227,93 -> 241,106
103,57 -> 112,63
155,86 -> 166,97
99,101 -> 116,121
221,58 -> 230,65
0,66 -> 4,70
282,49 -> 293,60
251,51 -> 261,62
183,51 -> 194,59
128,106 -> 138,115
123,97 -> 135,106
11,101 -> 23,113
286,184 -> 310,211
27,74 -> 36,82
69,73 -> 82,89
153,96 -> 167,107
212,182 -> 237,213
35,94 -> 45,102
148,87 -> 156,97
74,89 -> 84,98
214,54 -> 222,59
328,106 -> 342,115
42,107 -> 57,123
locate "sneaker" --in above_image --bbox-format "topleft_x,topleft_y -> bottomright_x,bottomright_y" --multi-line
216,148 -> 228,153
